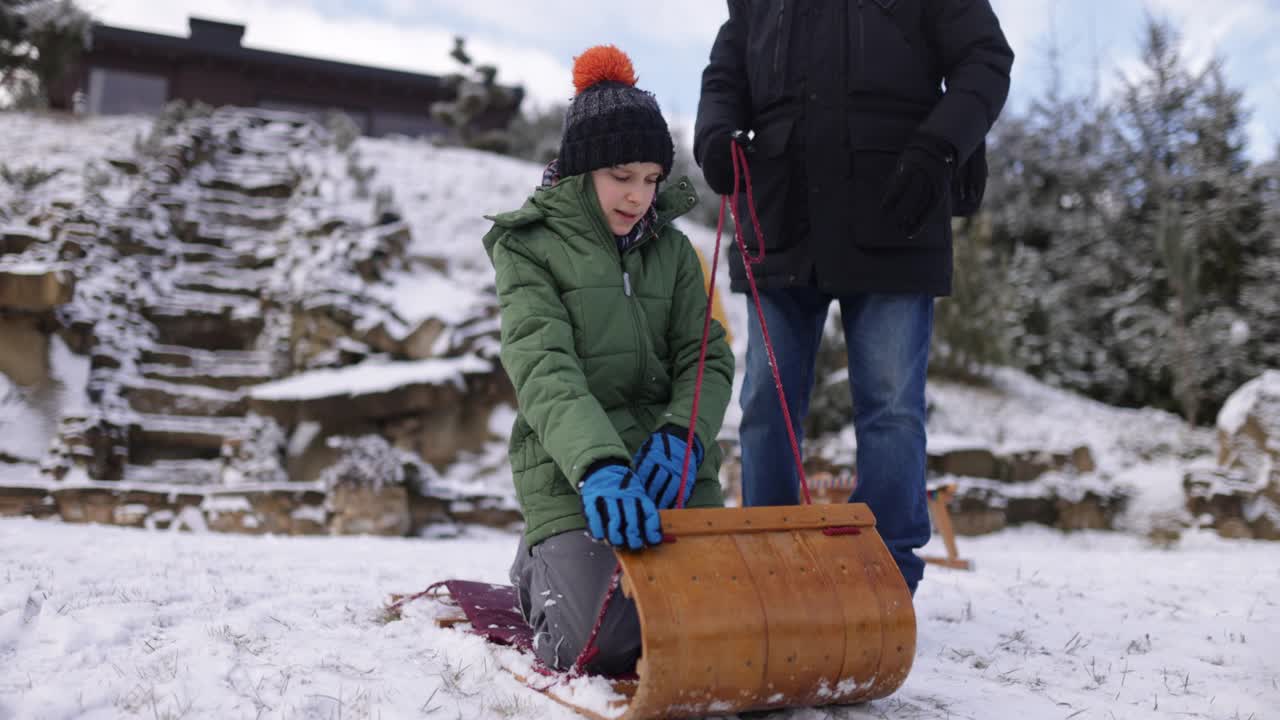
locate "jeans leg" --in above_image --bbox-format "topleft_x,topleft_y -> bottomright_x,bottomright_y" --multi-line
739,287 -> 830,507
841,293 -> 933,593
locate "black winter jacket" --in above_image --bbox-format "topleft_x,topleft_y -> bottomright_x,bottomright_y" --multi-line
694,0 -> 1013,296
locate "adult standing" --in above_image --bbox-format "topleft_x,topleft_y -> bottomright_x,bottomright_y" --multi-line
694,0 -> 1013,595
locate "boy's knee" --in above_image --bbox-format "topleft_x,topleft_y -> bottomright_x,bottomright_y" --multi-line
531,608 -> 640,675
531,625 -> 580,671
583,629 -> 641,676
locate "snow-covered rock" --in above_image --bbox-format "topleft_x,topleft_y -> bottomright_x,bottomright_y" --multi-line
0,108 -> 516,536
1187,370 -> 1280,539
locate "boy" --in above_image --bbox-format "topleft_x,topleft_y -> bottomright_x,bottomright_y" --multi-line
482,46 -> 734,675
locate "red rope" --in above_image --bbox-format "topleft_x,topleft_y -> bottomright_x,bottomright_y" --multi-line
725,141 -> 812,505
675,183 -> 726,508
571,564 -> 622,675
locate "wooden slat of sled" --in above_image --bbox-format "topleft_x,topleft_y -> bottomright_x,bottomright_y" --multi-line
842,525 -> 917,697
658,503 -> 876,535
737,529 -> 846,707
616,503 -> 916,720
623,531 -> 767,715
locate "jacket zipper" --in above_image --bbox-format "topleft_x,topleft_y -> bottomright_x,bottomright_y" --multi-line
581,190 -> 649,405
857,0 -> 866,89
771,0 -> 786,80
623,263 -> 647,404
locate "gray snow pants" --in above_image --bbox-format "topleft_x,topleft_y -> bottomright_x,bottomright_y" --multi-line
509,530 -> 642,675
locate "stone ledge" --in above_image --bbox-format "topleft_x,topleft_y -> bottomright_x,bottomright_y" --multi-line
0,482 -> 518,537
0,267 -> 75,310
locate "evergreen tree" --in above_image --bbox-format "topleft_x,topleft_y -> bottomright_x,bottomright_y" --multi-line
0,0 -> 90,109
1108,16 -> 1267,423
983,84 -> 1125,398
1,1 -> 28,83
929,12 -> 1274,424
505,101 -> 567,166
1236,148 -> 1280,384
932,212 -> 1011,379
429,36 -> 523,153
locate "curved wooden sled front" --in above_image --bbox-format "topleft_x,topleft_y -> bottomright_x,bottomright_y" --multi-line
612,503 -> 915,719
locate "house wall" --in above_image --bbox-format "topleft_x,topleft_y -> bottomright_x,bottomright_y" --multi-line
51,22 -> 518,138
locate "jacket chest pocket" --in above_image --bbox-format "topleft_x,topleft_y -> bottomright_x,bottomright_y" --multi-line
746,1 -> 790,106
848,0 -> 932,94
869,0 -> 922,43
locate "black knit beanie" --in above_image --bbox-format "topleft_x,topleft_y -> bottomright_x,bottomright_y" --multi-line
558,45 -> 674,179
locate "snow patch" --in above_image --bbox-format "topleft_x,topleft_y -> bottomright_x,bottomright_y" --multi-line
248,355 -> 491,401
201,495 -> 253,514
1217,370 -> 1280,435
290,504 -> 328,525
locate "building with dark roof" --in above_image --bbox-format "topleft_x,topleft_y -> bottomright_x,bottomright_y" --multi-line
50,17 -> 522,137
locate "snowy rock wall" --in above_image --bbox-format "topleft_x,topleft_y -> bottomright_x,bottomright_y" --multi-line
0,108 -> 517,536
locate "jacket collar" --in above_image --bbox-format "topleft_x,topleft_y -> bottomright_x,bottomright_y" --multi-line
533,173 -> 700,248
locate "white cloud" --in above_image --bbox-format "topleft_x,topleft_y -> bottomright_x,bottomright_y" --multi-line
405,0 -> 726,48
1148,0 -> 1278,64
989,0 -> 1051,71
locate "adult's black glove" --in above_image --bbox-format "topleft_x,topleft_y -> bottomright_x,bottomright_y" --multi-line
698,130 -> 753,196
951,140 -> 988,217
881,134 -> 956,239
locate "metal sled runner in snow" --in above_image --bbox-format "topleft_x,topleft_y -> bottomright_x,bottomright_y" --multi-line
604,502 -> 915,719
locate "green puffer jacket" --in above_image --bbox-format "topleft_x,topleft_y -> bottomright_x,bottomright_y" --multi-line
482,173 -> 735,548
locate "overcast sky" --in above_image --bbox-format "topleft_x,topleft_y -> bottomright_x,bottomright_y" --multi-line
89,0 -> 1280,158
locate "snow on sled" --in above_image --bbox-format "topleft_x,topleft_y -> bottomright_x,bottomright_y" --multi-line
417,502 -> 915,719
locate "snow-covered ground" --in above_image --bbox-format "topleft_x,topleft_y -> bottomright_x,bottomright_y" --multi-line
0,112 -> 146,214
1,518 -> 1276,720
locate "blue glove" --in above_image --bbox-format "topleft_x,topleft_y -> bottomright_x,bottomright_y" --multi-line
632,426 -> 705,510
579,462 -> 663,550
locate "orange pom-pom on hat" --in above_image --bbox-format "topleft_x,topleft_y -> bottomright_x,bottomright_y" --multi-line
558,45 -> 673,178
572,45 -> 638,95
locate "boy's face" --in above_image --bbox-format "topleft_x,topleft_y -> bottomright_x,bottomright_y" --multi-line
591,161 -> 663,235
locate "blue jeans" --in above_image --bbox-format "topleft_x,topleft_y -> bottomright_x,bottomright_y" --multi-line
739,288 -> 933,593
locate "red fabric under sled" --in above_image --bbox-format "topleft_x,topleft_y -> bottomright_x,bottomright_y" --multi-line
431,579 -> 639,682
437,579 -> 534,653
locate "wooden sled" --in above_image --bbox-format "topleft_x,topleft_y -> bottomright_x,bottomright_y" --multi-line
427,502 -> 914,719
611,502 -> 915,719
